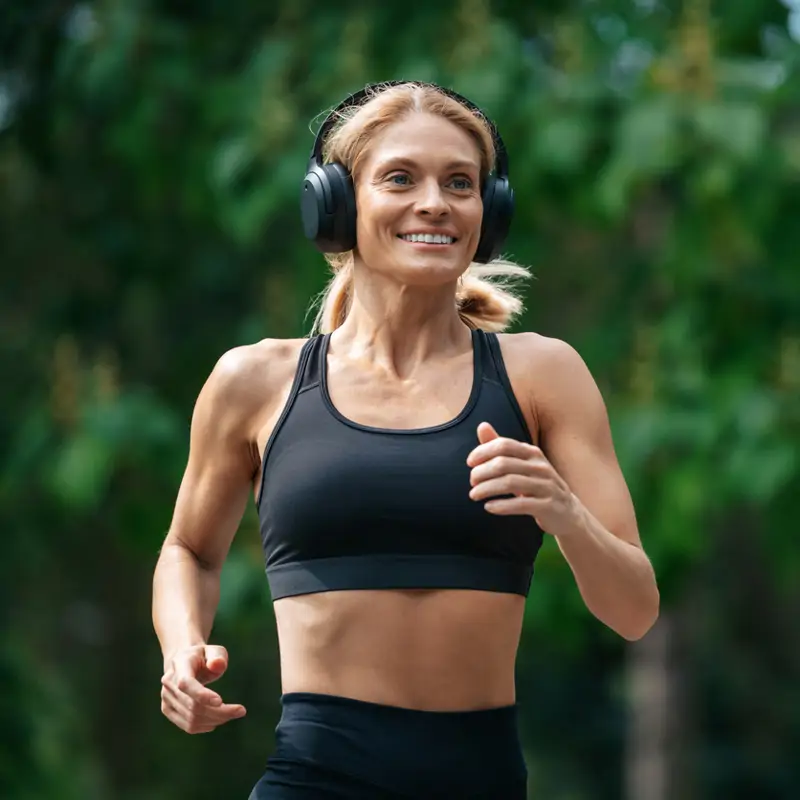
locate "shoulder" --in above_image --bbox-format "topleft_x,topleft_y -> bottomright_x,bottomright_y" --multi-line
208,337 -> 309,397
194,337 -> 309,433
496,331 -> 605,425
496,331 -> 585,371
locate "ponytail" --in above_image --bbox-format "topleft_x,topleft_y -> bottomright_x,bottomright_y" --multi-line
456,261 -> 529,332
309,257 -> 529,335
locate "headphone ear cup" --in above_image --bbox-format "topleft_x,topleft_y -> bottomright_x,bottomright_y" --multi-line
300,162 -> 357,253
474,177 -> 515,264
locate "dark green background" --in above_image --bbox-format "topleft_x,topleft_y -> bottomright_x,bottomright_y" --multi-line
2,1 -> 799,798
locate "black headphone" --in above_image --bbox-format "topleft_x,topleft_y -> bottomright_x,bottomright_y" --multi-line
300,81 -> 514,264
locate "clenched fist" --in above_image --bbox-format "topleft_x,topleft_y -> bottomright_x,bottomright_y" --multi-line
467,421 -> 581,539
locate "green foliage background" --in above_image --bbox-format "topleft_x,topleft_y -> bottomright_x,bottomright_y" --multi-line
1,1 -> 798,798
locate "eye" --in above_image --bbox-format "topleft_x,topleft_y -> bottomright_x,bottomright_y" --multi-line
387,172 -> 411,186
448,176 -> 473,191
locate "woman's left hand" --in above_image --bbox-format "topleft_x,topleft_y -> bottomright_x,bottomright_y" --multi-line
467,421 -> 582,538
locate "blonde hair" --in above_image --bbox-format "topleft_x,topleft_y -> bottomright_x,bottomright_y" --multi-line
308,82 -> 531,334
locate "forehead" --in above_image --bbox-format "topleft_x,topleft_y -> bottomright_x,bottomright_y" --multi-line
362,112 -> 482,173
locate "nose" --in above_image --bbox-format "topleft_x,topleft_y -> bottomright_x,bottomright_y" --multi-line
414,179 -> 450,218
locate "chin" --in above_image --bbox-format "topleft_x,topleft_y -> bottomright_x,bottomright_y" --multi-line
394,260 -> 467,287
356,245 -> 469,287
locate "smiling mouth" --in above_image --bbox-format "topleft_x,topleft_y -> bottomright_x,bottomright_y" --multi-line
397,233 -> 458,245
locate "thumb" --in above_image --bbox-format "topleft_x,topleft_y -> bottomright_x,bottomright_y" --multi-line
477,421 -> 500,445
204,644 -> 229,674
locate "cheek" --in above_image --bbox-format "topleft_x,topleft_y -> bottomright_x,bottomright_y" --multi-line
461,198 -> 484,237
355,215 -> 392,264
366,194 -> 398,220
357,197 -> 399,240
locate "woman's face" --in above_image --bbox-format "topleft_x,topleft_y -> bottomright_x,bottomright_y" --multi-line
353,112 -> 484,286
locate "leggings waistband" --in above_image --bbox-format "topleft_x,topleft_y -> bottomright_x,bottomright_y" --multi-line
270,691 -> 527,798
280,690 -> 519,717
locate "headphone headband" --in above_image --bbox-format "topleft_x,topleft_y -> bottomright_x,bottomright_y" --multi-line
309,81 -> 509,179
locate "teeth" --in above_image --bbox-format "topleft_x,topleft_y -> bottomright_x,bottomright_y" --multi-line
400,233 -> 455,244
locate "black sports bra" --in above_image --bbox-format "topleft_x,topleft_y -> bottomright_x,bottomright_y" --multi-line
256,329 -> 544,600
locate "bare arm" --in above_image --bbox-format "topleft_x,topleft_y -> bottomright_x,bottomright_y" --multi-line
153,345 -> 265,732
467,334 -> 659,641
532,337 -> 659,640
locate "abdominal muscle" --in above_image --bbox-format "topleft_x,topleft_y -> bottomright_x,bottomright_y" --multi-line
273,589 -> 526,711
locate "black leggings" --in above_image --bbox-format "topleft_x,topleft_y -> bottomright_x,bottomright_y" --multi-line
249,693 -> 528,799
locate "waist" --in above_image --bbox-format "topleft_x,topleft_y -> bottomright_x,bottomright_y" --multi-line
270,691 -> 527,797
274,587 -> 525,711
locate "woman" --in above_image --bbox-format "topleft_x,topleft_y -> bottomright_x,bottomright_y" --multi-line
152,81 -> 659,799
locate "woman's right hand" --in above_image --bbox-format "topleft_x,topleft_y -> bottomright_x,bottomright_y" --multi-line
160,644 -> 247,734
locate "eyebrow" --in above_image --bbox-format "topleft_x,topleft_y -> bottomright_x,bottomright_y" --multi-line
374,156 -> 480,174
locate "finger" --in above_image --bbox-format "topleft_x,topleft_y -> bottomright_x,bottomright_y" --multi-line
203,644 -> 229,677
469,456 -> 543,487
469,475 -> 541,502
467,437 -> 539,467
161,681 -> 199,717
162,681 -> 245,721
164,669 -> 223,707
476,421 -> 500,445
161,692 -> 246,736
161,680 -> 209,716
163,680 -> 246,721
161,697 -> 188,730
483,496 -> 539,516
167,648 -> 222,703
161,694 -> 187,724
161,696 -> 216,734
166,707 -> 217,734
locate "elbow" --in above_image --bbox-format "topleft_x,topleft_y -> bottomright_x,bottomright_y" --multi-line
619,617 -> 657,642
617,587 -> 660,642
158,535 -> 221,574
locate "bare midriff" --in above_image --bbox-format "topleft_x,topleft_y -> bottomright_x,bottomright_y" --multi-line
273,589 -> 525,711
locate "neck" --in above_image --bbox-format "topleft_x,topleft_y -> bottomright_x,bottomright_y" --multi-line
332,265 -> 472,378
